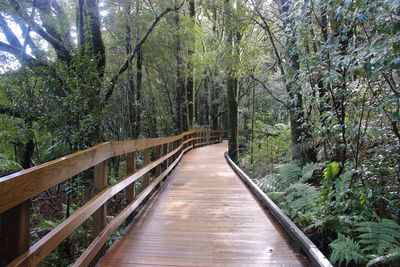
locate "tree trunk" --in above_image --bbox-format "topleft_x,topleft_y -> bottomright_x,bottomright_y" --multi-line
275,0 -> 316,165
186,0 -> 196,128
174,8 -> 183,134
135,50 -> 142,138
224,0 -> 239,162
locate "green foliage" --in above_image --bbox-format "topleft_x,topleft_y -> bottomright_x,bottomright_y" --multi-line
357,219 -> 400,255
366,249 -> 400,267
329,219 -> 400,266
301,162 -> 319,181
329,234 -> 364,266
0,153 -> 22,175
323,161 -> 341,181
278,183 -> 320,222
37,220 -> 59,230
276,161 -> 302,188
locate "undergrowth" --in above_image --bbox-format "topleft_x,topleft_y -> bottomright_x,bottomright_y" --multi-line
263,160 -> 400,266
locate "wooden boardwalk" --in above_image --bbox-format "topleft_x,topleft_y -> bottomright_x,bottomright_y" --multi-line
99,141 -> 308,266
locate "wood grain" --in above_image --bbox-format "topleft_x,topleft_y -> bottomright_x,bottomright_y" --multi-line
98,142 -> 308,267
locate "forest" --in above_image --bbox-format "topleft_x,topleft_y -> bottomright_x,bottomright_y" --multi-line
0,0 -> 399,266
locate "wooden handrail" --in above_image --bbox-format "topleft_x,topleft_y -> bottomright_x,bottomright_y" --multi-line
0,130 -> 223,266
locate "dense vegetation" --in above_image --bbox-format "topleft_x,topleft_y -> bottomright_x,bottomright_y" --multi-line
0,0 -> 399,266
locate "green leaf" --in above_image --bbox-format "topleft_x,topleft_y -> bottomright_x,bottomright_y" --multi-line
344,0 -> 352,8
38,220 -> 58,230
330,234 -> 364,265
393,112 -> 400,122
366,249 -> 400,267
323,162 -> 341,180
301,162 -> 319,181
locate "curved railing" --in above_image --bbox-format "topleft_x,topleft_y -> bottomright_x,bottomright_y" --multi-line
0,130 -> 223,266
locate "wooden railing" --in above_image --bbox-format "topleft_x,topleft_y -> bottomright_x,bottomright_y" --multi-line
0,130 -> 223,267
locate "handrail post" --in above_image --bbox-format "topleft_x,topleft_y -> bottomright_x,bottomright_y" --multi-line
126,152 -> 136,224
155,145 -> 162,177
143,148 -> 151,187
92,160 -> 108,261
163,143 -> 168,170
0,200 -> 30,265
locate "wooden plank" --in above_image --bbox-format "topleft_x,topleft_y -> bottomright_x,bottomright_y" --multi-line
99,142 -> 308,267
224,152 -> 332,267
8,143 -> 186,267
0,200 -> 30,265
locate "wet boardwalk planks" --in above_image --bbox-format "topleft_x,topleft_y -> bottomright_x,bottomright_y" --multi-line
98,141 -> 308,266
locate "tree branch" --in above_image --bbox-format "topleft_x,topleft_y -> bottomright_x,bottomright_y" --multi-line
104,0 -> 185,103
0,15 -> 22,49
7,0 -> 71,61
0,41 -> 36,63
250,74 -> 286,106
0,104 -> 38,120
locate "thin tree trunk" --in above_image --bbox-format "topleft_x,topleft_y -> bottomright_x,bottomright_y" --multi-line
134,0 -> 142,139
174,8 -> 183,133
225,0 -> 239,162
186,0 -> 195,128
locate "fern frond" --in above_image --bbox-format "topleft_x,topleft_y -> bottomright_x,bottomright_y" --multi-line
366,248 -> 400,267
0,154 -> 22,175
357,219 -> 400,255
260,175 -> 279,193
329,234 -> 364,266
281,183 -> 319,219
301,162 -> 319,182
276,161 -> 301,188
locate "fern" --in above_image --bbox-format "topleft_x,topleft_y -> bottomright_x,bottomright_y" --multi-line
0,154 -> 22,175
260,174 -> 279,192
357,219 -> 400,255
366,248 -> 400,266
276,161 -> 301,188
301,162 -> 319,182
329,234 -> 364,266
283,183 -> 319,218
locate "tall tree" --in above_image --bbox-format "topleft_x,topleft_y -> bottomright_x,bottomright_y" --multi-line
186,0 -> 196,128
224,0 -> 239,162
